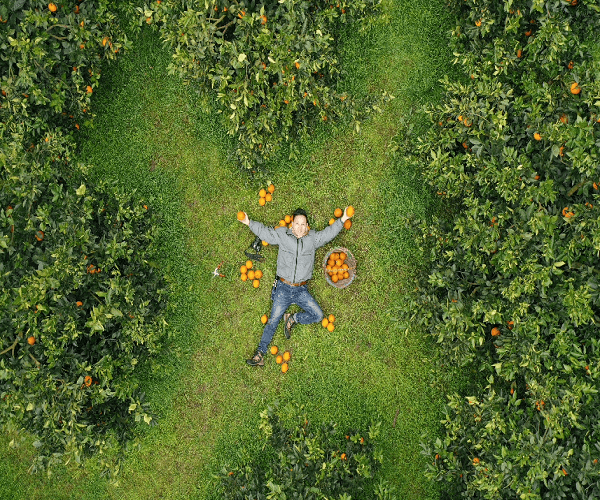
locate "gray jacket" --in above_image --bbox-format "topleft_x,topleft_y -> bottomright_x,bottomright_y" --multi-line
248,218 -> 344,283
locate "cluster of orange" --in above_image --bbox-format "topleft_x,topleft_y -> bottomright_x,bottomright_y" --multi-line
276,214 -> 296,229
240,260 -> 263,288
321,314 -> 337,332
258,184 -> 275,206
326,251 -> 350,284
328,206 -> 354,229
269,345 -> 291,373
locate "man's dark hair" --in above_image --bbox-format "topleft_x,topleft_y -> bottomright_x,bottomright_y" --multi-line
292,208 -> 308,222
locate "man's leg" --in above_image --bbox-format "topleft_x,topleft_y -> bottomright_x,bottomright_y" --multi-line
257,282 -> 293,354
291,285 -> 324,325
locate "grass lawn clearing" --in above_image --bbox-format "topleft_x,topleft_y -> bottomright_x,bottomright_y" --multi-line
0,1 -> 463,498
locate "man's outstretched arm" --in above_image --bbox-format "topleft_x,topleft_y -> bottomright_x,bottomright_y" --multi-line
315,206 -> 352,248
238,211 -> 281,245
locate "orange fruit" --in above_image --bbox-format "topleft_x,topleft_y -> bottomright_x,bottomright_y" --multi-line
507,321 -> 514,330
322,318 -> 329,328
284,215 -> 292,224
346,206 -> 354,217
271,345 -> 278,355
259,188 -> 267,198
262,240 -> 269,246
328,314 -> 335,323
246,260 -> 253,269
331,253 -> 339,261
281,363 -> 289,373
339,252 -> 347,261
560,114 -> 568,124
261,314 -> 268,324
76,301 -> 83,307
248,270 -> 255,280
253,279 -> 260,288
279,219 -> 286,226
49,3 -> 57,12
331,275 -> 339,283
259,197 -> 266,206
237,211 -> 246,220
533,132 -> 542,141
84,375 -> 92,387
254,269 -> 263,279
329,218 -> 335,225
265,193 -> 272,202
344,219 -> 352,230
334,208 -> 343,218
276,355 -> 283,364
240,265 -> 248,274
27,336 -> 35,345
571,82 -> 581,94
335,259 -> 342,267
283,351 -> 291,361
268,184 -> 275,193
327,323 -> 335,333
343,271 -> 349,279
241,273 -> 248,281
491,327 -> 500,337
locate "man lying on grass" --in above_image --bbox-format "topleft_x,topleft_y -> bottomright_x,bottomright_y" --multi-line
239,207 -> 352,366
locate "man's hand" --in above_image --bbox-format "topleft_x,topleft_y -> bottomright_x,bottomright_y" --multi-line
341,206 -> 352,223
237,211 -> 250,226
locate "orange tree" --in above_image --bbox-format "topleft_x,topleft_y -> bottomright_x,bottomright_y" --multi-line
139,0 -> 393,178
215,401 -> 396,499
391,0 -> 600,498
1,1 -> 172,476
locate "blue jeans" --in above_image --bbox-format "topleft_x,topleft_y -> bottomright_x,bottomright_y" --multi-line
257,280 -> 324,354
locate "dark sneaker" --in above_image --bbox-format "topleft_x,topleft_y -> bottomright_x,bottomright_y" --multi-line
246,350 -> 265,367
283,313 -> 295,339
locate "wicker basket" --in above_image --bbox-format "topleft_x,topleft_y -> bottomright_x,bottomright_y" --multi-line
322,246 -> 356,289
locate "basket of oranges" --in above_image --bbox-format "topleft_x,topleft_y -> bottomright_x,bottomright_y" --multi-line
323,247 -> 356,289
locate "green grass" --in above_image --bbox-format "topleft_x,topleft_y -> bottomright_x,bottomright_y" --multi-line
0,0 -> 462,498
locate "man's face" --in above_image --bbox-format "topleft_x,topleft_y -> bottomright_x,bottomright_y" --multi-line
291,215 -> 308,238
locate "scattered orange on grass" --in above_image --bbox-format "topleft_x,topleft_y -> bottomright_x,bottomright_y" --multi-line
329,218 -> 335,225
248,270 -> 255,280
344,219 -> 352,230
253,279 -> 260,288
334,208 -> 343,218
265,193 -> 272,202
259,188 -> 267,198
284,215 -> 292,224
328,314 -> 335,323
327,323 -> 335,332
346,206 -> 354,217
254,270 -> 263,279
271,345 -> 278,355
268,184 -> 275,193
237,211 -> 246,220
281,363 -> 289,373
261,314 -> 268,324
276,355 -> 283,364
241,273 -> 248,281
240,265 -> 248,274
283,351 -> 291,361
322,318 -> 329,328
246,260 -> 253,269
259,197 -> 266,206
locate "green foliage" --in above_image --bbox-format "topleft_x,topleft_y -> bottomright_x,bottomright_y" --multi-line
215,401 -> 394,499
390,0 -> 600,497
0,0 -> 173,477
139,0 -> 393,178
